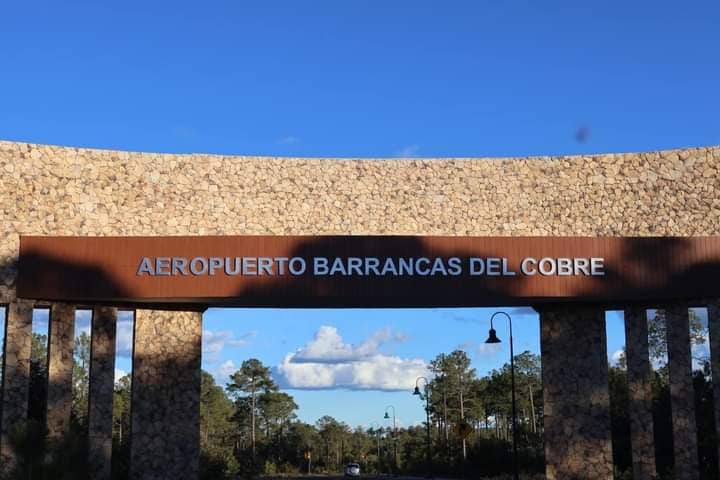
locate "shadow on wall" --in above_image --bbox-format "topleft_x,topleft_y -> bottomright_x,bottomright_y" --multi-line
579,237 -> 720,303
230,236 -> 532,307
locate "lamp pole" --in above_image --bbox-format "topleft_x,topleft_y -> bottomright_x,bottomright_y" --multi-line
414,376 -> 432,475
370,422 -> 382,472
486,311 -> 519,480
384,405 -> 398,473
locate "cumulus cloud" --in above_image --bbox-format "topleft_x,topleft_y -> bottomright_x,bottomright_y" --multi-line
213,360 -> 238,386
116,312 -> 134,357
610,349 -> 625,366
292,326 -> 407,364
203,330 -> 255,362
115,368 -> 128,383
275,326 -> 429,391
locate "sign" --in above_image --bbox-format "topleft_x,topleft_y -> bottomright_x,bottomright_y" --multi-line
17,235 -> 720,307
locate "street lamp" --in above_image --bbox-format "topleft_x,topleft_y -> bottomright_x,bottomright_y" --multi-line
486,311 -> 519,480
384,405 -> 398,472
370,422 -> 382,472
413,376 -> 432,474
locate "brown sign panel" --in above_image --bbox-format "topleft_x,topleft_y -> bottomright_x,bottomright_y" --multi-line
17,235 -> 720,307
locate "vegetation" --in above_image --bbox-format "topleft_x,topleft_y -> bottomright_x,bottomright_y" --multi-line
196,350 -> 545,478
3,309 -> 720,479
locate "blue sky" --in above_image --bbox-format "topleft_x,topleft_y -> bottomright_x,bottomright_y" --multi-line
2,1 -> 719,428
1,1 -> 718,157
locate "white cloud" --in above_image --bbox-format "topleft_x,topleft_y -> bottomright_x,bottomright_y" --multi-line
203,330 -> 254,362
395,144 -> 420,157
116,314 -> 134,357
477,342 -> 502,356
275,326 -> 429,391
610,349 -> 625,366
115,368 -> 128,383
213,360 -> 237,386
292,326 -> 406,364
278,136 -> 300,145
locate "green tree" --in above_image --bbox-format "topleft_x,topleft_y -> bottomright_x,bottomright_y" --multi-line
199,371 -> 238,479
28,332 -> 48,425
259,391 -> 298,436
71,331 -> 91,428
201,371 -> 235,446
226,358 -> 277,458
648,309 -> 706,363
316,415 -> 350,471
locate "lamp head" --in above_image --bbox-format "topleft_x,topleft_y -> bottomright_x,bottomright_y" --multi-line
384,412 -> 390,419
485,328 -> 501,344
413,386 -> 421,396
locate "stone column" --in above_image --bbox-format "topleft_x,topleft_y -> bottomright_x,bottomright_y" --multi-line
664,304 -> 699,480
88,307 -> 118,480
540,304 -> 613,480
0,300 -> 33,464
623,307 -> 656,480
130,309 -> 202,480
706,301 -> 720,475
46,303 -> 76,439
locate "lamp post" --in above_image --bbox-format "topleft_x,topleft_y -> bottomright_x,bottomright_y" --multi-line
413,376 -> 432,474
370,422 -> 382,472
486,311 -> 519,480
384,405 -> 398,472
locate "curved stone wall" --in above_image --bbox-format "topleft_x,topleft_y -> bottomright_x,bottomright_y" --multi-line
2,140 -> 719,302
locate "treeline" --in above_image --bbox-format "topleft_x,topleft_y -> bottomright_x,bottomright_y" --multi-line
5,309 -> 720,479
200,350 -> 545,478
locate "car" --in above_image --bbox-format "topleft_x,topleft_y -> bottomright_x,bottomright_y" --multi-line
344,462 -> 360,477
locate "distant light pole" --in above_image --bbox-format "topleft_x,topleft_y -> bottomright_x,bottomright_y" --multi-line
384,405 -> 398,472
413,376 -> 432,474
486,311 -> 519,480
370,422 -> 382,472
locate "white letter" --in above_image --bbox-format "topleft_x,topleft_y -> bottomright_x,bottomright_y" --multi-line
521,258 -> 537,276
470,258 -> 485,275
591,258 -> 605,276
137,257 -> 154,276
538,258 -> 556,276
557,258 -> 572,276
190,257 -> 208,275
209,257 -> 224,275
289,257 -> 306,275
448,257 -> 462,276
314,257 -> 329,275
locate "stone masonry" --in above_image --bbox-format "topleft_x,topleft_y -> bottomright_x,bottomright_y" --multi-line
46,303 -> 76,439
1,140 -> 720,477
0,300 -> 33,465
623,307 -> 656,480
88,307 -> 118,480
540,305 -> 613,480
2,141 -> 720,305
130,309 -> 202,480
665,305 -> 699,479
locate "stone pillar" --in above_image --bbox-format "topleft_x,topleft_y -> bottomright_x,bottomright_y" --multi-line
0,300 -> 33,464
130,309 -> 202,480
46,303 -> 76,439
540,304 -> 613,480
623,307 -> 656,480
664,304 -> 699,480
706,301 -> 720,475
88,307 -> 117,480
